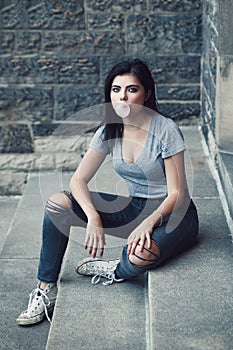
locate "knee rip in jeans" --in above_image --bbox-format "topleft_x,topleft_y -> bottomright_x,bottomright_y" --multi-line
129,240 -> 160,267
46,192 -> 72,214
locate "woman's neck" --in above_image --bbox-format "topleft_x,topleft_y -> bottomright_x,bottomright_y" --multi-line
123,114 -> 152,132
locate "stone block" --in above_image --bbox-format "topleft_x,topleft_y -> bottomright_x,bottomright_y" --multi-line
54,86 -> 103,120
203,0 -> 219,27
201,87 -> 215,132
34,153 -> 55,170
150,0 -> 202,12
16,31 -> 42,54
0,56 -> 34,84
202,62 -> 216,107
34,136 -> 86,171
0,56 -> 99,85
43,31 -> 91,55
32,123 -> 60,137
0,154 -> 35,171
38,56 -> 99,84
34,133 -> 89,155
54,152 -> 82,171
126,13 -> 202,54
86,0 -> 146,12
151,56 -> 201,84
203,12 -> 218,47
87,12 -> 124,30
92,31 -> 125,55
32,122 -> 97,137
158,102 -> 201,122
158,85 -> 200,101
0,1 -> 25,29
0,172 -> 28,195
202,14 -> 218,79
33,132 -> 92,170
43,31 -> 125,55
0,87 -> 53,122
0,31 -> 15,54
100,56 -> 201,84
0,124 -> 34,153
27,0 -> 85,29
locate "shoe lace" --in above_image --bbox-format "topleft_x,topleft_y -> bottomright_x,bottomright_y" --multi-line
91,267 -> 116,286
28,288 -> 52,323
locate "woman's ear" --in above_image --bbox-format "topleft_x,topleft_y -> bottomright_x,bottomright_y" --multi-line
145,90 -> 151,101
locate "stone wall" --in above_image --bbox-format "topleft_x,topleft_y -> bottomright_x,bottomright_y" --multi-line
202,0 -> 233,156
201,0 -> 233,219
201,0 -> 219,155
0,0 -> 202,194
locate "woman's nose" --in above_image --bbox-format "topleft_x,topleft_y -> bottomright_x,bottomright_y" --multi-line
120,89 -> 127,101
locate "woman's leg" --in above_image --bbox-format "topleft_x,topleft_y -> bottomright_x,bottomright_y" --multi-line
37,191 -> 85,284
18,190 -> 137,325
116,200 -> 199,280
38,190 -> 136,284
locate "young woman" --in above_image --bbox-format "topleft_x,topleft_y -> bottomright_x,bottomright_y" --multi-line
16,59 -> 198,326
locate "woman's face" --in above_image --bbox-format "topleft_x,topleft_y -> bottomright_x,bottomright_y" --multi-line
110,73 -> 148,118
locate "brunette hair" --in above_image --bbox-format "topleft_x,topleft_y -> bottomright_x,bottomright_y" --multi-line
103,59 -> 159,141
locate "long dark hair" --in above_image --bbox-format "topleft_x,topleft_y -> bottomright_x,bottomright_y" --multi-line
103,59 -> 159,141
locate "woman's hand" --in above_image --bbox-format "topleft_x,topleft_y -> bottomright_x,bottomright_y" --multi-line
84,215 -> 106,258
127,218 -> 154,255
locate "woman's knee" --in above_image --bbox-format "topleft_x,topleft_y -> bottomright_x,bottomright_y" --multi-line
129,240 -> 160,267
46,192 -> 72,213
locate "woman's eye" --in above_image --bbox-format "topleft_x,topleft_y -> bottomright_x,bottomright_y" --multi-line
128,87 -> 138,93
112,87 -> 120,93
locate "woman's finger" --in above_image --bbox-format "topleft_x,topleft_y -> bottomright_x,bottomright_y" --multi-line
127,242 -> 132,255
139,235 -> 145,252
88,235 -> 94,254
129,240 -> 139,255
99,247 -> 104,257
92,246 -> 98,258
84,233 -> 90,250
146,232 -> 151,249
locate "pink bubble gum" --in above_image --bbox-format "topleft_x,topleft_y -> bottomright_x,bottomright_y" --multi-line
114,103 -> 130,118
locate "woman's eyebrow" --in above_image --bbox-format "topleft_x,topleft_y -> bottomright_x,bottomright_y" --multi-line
111,84 -> 140,88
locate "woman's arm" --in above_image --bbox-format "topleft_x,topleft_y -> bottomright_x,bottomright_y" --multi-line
127,151 -> 188,255
69,147 -> 107,257
153,150 -> 188,220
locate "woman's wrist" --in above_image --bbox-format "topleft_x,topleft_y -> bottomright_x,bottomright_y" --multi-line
149,210 -> 165,227
158,211 -> 164,226
87,210 -> 101,222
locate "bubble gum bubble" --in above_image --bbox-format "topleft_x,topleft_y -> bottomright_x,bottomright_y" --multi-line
114,103 -> 130,118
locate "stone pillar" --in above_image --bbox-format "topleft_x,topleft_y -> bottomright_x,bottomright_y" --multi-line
216,0 -> 233,153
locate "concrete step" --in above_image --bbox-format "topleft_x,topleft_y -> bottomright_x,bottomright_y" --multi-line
46,160 -> 150,349
0,196 -> 20,253
0,172 -> 72,350
46,235 -> 148,350
217,151 -> 233,219
148,128 -> 233,350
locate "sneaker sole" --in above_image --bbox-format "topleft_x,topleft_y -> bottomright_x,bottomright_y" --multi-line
75,257 -> 120,276
16,306 -> 54,326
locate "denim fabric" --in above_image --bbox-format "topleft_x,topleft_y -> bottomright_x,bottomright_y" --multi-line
115,199 -> 199,279
37,192 -> 198,283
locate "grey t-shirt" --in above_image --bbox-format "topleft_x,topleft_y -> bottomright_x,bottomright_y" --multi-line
89,113 -> 185,199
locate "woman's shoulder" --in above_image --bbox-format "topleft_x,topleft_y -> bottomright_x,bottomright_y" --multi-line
152,112 -> 180,134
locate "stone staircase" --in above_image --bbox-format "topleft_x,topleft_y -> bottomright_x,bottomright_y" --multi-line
1,126 -> 233,350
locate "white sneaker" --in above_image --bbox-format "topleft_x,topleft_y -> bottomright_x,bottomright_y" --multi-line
16,283 -> 57,326
76,258 -> 124,286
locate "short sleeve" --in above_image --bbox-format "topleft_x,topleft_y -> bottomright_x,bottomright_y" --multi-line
161,119 -> 186,158
89,125 -> 111,155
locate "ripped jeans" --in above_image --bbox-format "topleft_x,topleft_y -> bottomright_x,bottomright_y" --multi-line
37,191 -> 199,283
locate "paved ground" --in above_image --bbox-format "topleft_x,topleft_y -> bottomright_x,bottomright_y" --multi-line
1,126 -> 233,350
